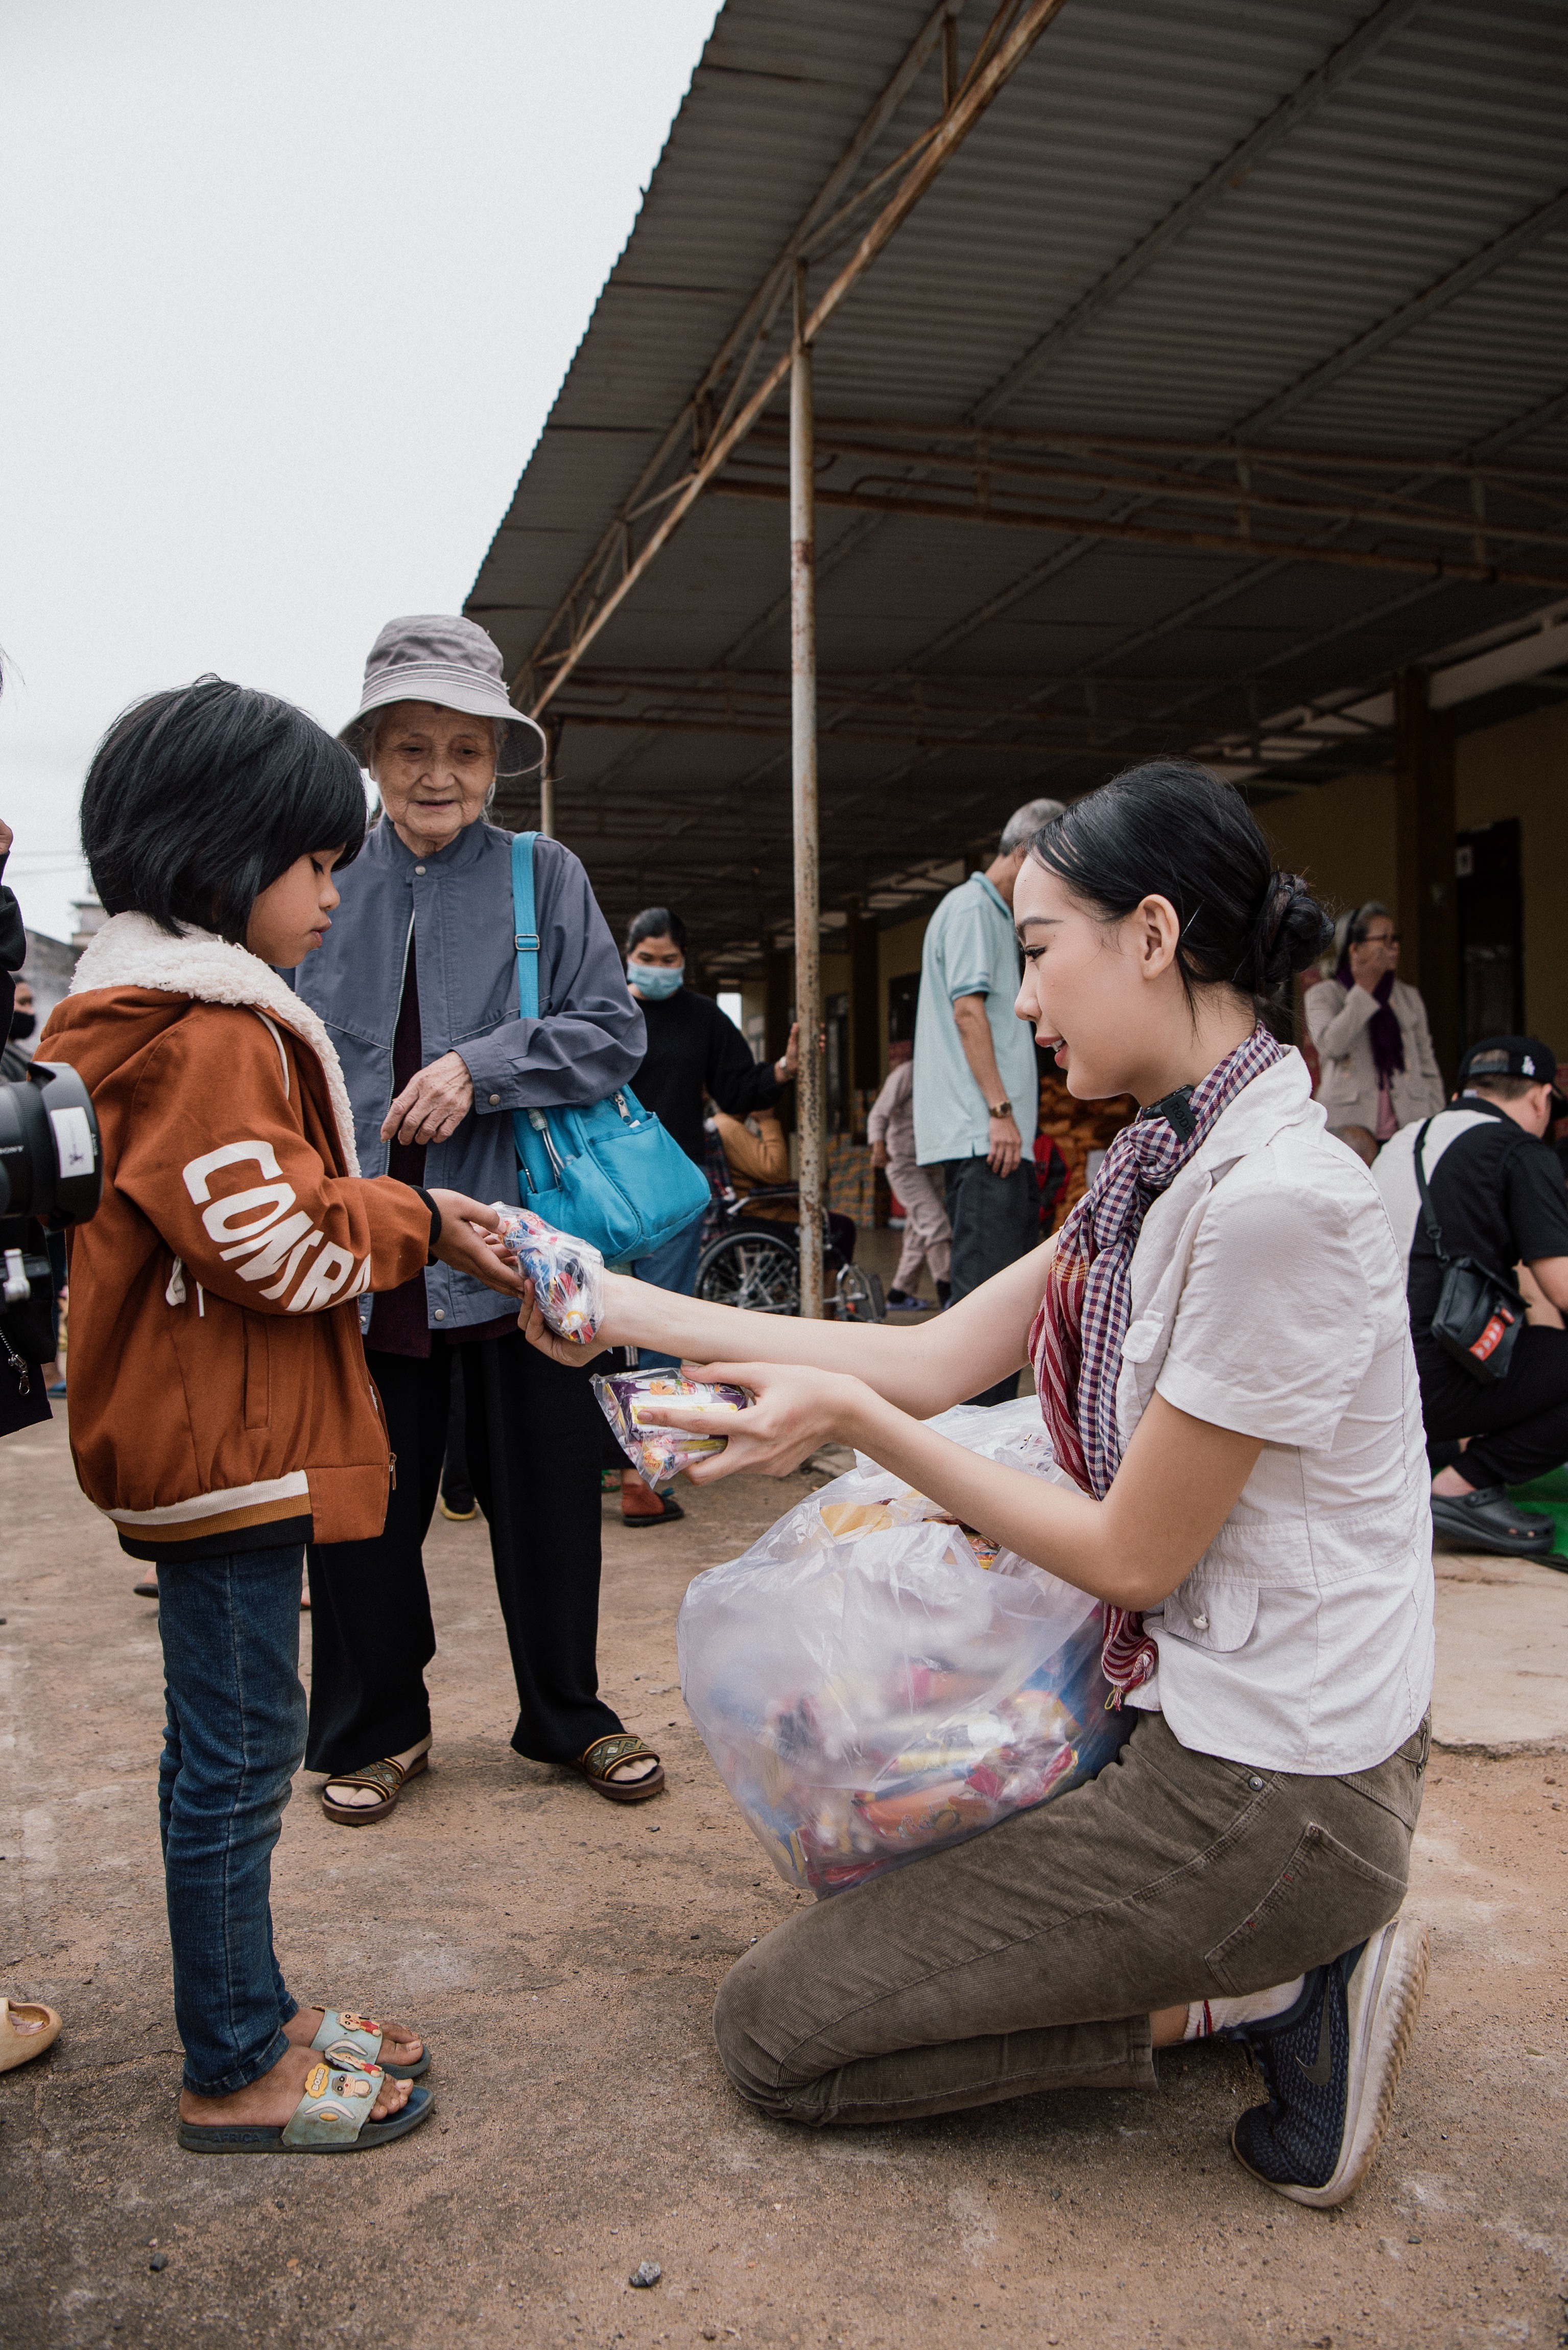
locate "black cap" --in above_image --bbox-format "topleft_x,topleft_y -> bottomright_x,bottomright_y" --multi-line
1457,1034 -> 1565,1109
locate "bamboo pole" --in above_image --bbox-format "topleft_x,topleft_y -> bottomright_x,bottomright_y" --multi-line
790,263 -> 823,1321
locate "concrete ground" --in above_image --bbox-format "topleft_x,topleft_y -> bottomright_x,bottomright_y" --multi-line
3,1402 -> 1566,2350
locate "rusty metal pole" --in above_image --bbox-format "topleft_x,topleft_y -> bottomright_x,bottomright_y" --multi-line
538,725 -> 557,840
790,261 -> 824,1321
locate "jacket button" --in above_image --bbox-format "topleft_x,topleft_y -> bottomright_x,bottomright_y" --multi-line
489,1093 -> 500,1106
434,1309 -> 445,1321
1248,1775 -> 1264,1791
1192,1613 -> 1209,1631
414,864 -> 426,875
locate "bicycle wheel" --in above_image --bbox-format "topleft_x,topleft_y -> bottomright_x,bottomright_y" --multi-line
696,1226 -> 799,1314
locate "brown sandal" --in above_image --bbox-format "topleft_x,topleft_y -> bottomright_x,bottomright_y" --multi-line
571,1733 -> 665,1803
321,1751 -> 428,1826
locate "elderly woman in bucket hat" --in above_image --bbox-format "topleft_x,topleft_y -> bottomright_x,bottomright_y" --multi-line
294,615 -> 663,1814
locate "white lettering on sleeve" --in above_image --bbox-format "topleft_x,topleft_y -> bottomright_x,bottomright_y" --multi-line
289,1241 -> 361,1313
200,1182 -> 296,1247
182,1141 -> 283,1204
259,1228 -> 324,1301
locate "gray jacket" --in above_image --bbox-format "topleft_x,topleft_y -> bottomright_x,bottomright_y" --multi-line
293,815 -> 644,1332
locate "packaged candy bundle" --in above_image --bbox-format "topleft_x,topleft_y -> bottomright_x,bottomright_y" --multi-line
677,1399 -> 1131,1896
491,1204 -> 604,1343
594,1368 -> 754,1491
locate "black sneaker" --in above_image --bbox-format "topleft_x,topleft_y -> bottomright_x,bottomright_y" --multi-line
1430,1484 -> 1554,1559
1229,1914 -> 1430,2207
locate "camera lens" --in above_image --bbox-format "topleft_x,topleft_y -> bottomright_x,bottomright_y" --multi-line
0,1062 -> 102,1224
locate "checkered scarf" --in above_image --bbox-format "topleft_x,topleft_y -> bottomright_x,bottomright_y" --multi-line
1030,1025 -> 1286,1702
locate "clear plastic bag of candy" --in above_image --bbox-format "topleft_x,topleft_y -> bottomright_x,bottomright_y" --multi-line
490,1204 -> 604,1343
594,1367 -> 754,1490
676,1398 -> 1130,1896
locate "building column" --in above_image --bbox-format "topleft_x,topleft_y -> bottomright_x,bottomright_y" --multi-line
1394,667 -> 1459,1087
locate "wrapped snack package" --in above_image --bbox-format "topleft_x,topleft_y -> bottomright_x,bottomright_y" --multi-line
491,1204 -> 605,1344
595,1368 -> 753,1492
677,1398 -> 1130,1896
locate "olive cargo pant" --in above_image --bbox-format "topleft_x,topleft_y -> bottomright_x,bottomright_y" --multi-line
715,1708 -> 1428,2125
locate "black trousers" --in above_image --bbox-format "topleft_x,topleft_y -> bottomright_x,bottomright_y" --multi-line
940,1155 -> 1041,1408
305,1334 -> 622,1774
1418,1324 -> 1568,1489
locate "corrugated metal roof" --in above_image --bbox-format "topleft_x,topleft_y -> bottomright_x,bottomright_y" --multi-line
467,0 -> 1568,965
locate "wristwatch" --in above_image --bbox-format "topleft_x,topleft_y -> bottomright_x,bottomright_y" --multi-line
987,1099 -> 1013,1119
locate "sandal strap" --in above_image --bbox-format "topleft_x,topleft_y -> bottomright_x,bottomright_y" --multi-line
280,2059 -> 385,2147
580,1733 -> 659,1780
311,2009 -> 385,2067
327,1757 -> 406,1803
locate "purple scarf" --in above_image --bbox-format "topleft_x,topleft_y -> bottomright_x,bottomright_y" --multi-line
1337,953 -> 1404,1079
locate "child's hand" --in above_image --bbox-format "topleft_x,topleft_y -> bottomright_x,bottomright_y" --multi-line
427,1193 -> 529,1297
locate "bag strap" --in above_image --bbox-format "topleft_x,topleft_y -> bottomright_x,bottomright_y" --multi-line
511,831 -> 541,1020
1410,1118 -> 1451,1264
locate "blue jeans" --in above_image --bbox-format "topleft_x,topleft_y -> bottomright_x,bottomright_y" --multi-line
630,1214 -> 706,1372
156,1545 -> 307,2096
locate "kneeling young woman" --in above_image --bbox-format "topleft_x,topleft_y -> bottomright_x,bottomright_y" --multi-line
522,761 -> 1434,2209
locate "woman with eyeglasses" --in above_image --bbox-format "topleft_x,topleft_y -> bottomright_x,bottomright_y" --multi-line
1304,902 -> 1444,1146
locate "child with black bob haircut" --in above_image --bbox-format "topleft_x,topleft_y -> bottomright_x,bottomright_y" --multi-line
44,676 -> 526,2154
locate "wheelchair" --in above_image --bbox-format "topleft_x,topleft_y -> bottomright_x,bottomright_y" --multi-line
695,1186 -> 886,1321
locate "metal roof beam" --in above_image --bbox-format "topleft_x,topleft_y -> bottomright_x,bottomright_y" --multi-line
708,475 -> 1568,592
524,0 -> 1071,718
970,0 -> 1429,420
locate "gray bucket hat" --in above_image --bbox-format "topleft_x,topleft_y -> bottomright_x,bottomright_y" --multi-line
342,614 -> 546,775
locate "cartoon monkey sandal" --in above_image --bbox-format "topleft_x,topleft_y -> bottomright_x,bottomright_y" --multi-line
571,1732 -> 666,1803
305,2008 -> 431,2081
0,1999 -> 62,2073
178,2061 -> 433,2155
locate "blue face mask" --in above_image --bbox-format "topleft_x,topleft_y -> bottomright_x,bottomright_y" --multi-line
628,960 -> 683,1001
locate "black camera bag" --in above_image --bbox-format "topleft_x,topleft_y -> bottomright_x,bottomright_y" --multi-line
1411,1117 -> 1525,1384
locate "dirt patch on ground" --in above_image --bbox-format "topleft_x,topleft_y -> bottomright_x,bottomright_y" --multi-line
2,1412 -> 1565,2348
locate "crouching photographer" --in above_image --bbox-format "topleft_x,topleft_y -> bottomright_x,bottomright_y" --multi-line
1,807 -> 104,2079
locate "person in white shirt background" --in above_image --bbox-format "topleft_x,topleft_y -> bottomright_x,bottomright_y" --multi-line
911,795 -> 1063,1402
525,758 -> 1435,2213
866,1040 -> 951,1311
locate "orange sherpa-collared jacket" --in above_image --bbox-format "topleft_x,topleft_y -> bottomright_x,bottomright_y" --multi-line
40,913 -> 434,1556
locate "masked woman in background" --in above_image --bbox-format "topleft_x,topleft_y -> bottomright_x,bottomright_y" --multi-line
611,906 -> 797,1526
525,761 -> 1435,2213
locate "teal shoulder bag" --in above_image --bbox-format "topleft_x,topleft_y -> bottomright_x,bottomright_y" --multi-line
509,832 -> 711,1264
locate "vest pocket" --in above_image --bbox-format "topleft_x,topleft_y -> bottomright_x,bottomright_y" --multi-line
1204,1821 -> 1409,1995
243,1315 -> 271,1429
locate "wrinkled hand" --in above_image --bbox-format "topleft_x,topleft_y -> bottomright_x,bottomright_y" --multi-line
427,1192 -> 529,1298
988,1114 -> 1023,1178
774,1022 -> 801,1084
0,814 -> 12,859
382,1051 -> 474,1148
634,1358 -> 868,1482
869,1139 -> 889,1171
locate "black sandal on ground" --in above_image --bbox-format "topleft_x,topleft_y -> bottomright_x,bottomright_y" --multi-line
569,1733 -> 666,1803
622,1494 -> 685,1529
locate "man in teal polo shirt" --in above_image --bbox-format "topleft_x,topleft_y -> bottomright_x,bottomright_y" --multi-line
913,796 -> 1062,1402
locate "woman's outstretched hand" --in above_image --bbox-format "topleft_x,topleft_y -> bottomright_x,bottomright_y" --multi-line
634,1359 -> 869,1482
518,1278 -> 614,1367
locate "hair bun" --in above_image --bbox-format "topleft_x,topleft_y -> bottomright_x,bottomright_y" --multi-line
1247,871 -> 1331,992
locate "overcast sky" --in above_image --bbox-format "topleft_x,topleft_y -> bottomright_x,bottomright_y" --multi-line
0,0 -> 721,944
